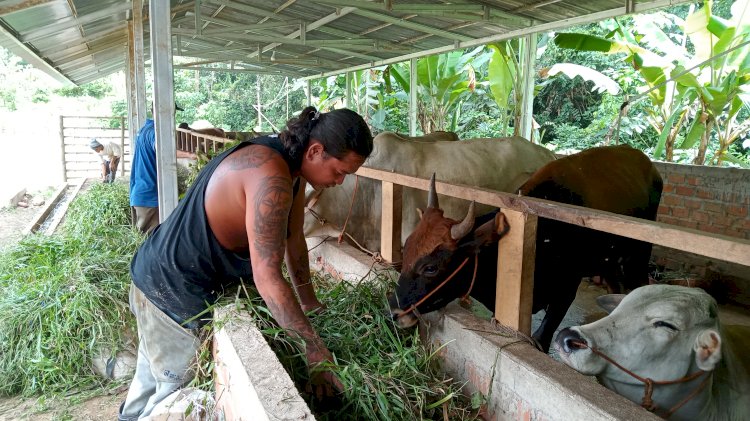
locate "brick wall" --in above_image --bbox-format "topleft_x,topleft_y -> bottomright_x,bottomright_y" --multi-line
651,161 -> 750,306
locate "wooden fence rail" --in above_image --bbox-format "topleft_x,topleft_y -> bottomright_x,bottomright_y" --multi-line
355,166 -> 750,334
175,128 -> 232,154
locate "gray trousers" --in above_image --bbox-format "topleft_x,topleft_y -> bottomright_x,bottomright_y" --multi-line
119,284 -> 201,420
130,206 -> 159,235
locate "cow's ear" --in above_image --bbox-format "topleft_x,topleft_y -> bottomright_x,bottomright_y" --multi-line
464,212 -> 510,251
596,294 -> 626,314
693,329 -> 722,371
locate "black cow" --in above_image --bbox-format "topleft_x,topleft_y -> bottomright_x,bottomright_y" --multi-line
388,145 -> 663,352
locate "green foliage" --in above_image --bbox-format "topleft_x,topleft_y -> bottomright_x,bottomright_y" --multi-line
551,0 -> 750,166
53,79 -> 112,99
31,89 -> 49,104
0,183 -> 140,396
236,273 -> 482,420
107,100 -> 128,128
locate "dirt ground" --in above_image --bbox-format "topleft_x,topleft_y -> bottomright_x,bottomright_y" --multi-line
0,191 -> 47,249
0,388 -> 128,421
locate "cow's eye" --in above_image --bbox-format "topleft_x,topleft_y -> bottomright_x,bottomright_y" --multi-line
422,265 -> 438,276
653,321 -> 678,331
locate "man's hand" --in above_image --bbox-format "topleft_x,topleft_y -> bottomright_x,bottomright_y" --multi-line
305,351 -> 344,400
300,298 -> 327,315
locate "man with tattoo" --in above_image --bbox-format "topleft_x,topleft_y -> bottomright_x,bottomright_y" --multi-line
118,107 -> 373,420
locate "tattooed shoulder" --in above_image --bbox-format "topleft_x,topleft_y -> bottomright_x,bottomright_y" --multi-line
253,175 -> 292,262
228,145 -> 276,170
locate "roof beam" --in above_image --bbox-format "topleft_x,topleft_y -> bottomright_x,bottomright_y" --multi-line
248,6 -> 357,59
20,2 -> 132,43
173,19 -> 303,36
0,15 -> 73,85
351,9 -> 473,42
0,0 -> 54,17
55,38 -> 127,66
174,65 -> 284,74
300,0 -> 695,80
205,0 -> 284,21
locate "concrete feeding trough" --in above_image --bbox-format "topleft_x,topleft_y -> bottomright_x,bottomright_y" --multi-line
209,234 -> 659,420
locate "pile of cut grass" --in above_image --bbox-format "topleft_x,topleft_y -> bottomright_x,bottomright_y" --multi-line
0,182 -> 140,396
235,271 -> 484,421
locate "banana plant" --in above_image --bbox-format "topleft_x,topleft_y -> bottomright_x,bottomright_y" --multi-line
387,47 -> 482,133
554,0 -> 750,165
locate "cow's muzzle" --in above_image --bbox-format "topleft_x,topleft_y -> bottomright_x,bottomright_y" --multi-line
390,308 -> 419,329
556,327 -> 588,354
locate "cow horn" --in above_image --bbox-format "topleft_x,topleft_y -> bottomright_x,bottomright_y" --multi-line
451,201 -> 475,241
427,173 -> 439,209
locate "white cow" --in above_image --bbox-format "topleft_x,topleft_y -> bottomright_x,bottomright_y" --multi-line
556,285 -> 750,421
304,133 -> 556,252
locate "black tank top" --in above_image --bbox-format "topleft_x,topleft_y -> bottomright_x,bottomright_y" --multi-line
131,135 -> 299,327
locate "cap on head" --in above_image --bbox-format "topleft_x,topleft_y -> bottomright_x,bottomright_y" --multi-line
89,139 -> 102,150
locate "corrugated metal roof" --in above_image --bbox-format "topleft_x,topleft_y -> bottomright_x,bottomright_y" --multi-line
0,0 -> 692,86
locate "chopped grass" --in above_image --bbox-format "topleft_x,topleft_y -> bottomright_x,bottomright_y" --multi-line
231,271 -> 484,421
0,182 -> 140,396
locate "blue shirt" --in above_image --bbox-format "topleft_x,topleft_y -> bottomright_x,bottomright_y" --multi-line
129,119 -> 158,207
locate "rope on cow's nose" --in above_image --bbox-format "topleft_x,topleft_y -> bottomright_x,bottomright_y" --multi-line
338,174 -> 359,245
398,255 -> 477,318
569,340 -> 711,417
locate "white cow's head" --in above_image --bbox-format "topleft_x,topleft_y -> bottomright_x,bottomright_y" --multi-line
555,285 -> 722,412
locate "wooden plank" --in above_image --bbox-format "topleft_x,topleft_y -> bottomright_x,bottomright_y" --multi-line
380,181 -> 403,263
495,209 -> 537,334
354,166 -> 750,267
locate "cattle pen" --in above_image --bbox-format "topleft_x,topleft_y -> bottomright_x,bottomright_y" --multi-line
166,127 -> 750,420
298,166 -> 750,420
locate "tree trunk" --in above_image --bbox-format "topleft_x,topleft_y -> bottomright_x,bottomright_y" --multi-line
693,115 -> 712,165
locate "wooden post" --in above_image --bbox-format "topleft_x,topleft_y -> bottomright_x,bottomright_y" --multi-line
495,209 -> 537,335
59,115 -> 67,182
120,116 -> 126,177
380,181 -> 403,263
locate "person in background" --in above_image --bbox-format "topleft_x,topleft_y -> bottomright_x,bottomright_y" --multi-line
118,107 -> 373,420
129,103 -> 184,235
89,138 -> 122,183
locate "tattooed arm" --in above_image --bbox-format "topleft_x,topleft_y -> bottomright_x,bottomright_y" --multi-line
285,177 -> 324,312
245,166 -> 342,396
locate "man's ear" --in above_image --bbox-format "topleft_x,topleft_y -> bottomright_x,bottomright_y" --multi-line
694,329 -> 722,371
305,141 -> 325,160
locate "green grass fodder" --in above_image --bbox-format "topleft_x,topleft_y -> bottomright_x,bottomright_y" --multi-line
0,182 -> 141,396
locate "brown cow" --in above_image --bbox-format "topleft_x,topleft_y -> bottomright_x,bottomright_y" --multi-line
388,145 -> 663,352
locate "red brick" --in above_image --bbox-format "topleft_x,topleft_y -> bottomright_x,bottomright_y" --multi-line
662,184 -> 675,194
692,210 -> 710,223
703,202 -> 722,213
663,195 -> 683,206
672,207 -> 689,218
683,198 -> 702,209
696,189 -> 715,200
697,223 -> 724,234
727,205 -> 748,217
657,205 -> 670,216
657,215 -> 679,226
744,219 -> 750,230
676,186 -> 696,196
668,174 -> 685,184
686,176 -> 699,186
678,219 -> 698,229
